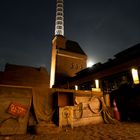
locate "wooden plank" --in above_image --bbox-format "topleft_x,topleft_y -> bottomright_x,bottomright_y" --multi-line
51,88 -> 103,97
73,115 -> 103,127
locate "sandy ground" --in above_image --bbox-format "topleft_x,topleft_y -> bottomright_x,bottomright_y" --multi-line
0,122 -> 140,140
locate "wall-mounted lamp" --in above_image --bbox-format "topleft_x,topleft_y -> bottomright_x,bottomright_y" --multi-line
75,85 -> 78,90
131,68 -> 139,84
95,79 -> 99,89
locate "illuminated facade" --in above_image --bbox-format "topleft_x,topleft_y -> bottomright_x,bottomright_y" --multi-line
50,36 -> 87,87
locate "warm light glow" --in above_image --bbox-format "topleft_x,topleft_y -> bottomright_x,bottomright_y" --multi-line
50,67 -> 55,88
131,68 -> 139,84
95,79 -> 99,88
87,60 -> 94,67
92,88 -> 101,92
50,44 -> 57,88
75,85 -> 78,90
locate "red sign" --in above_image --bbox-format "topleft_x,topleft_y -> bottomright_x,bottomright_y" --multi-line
7,102 -> 28,118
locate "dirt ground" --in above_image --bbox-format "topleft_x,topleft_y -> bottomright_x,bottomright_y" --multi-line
0,122 -> 140,140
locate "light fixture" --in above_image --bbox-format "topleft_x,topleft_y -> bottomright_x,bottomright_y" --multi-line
95,79 -> 99,88
131,68 -> 139,84
75,85 -> 78,90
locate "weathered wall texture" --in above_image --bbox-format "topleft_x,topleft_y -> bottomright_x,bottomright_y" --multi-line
0,64 -> 53,135
0,64 -> 50,87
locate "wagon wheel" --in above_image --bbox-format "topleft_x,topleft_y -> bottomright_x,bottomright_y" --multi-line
88,96 -> 102,114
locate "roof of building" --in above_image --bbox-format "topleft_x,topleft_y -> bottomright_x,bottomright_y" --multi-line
67,43 -> 140,81
54,35 -> 86,56
115,43 -> 140,59
0,64 -> 50,87
64,40 -> 86,55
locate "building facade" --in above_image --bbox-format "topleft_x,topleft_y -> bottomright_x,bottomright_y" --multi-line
60,43 -> 140,92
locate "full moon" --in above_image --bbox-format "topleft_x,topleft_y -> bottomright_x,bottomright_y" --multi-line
87,60 -> 95,68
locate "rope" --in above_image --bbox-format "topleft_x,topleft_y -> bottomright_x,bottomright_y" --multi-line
0,117 -> 20,134
74,95 -> 117,124
88,96 -> 103,114
100,97 -> 119,124
73,103 -> 83,119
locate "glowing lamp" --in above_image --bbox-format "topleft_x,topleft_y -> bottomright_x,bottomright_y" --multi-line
95,79 -> 99,89
75,85 -> 78,90
131,68 -> 139,84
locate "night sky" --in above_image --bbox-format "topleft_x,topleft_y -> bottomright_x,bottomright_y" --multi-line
0,0 -> 140,72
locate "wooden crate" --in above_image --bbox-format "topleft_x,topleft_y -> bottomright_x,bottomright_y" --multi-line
59,106 -> 73,128
53,92 -> 74,107
58,96 -> 103,128
73,96 -> 103,127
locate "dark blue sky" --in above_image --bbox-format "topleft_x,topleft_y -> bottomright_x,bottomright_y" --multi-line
0,0 -> 140,72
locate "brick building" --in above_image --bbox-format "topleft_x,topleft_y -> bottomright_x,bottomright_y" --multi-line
50,35 -> 87,87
